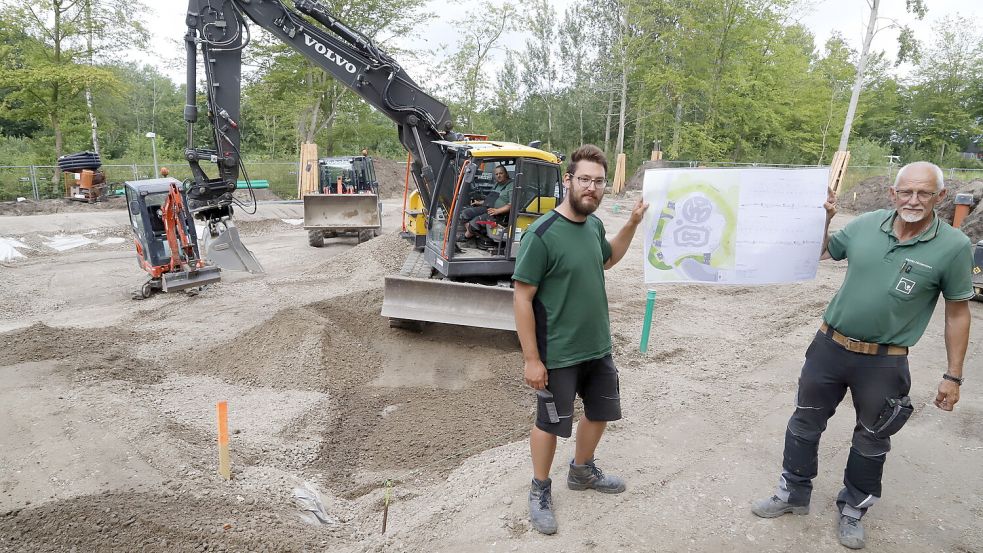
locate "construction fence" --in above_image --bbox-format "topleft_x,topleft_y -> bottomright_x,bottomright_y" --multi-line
2,161 -> 982,203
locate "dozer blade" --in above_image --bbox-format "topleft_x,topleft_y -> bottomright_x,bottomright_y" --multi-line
161,265 -> 222,292
204,225 -> 265,274
382,275 -> 516,331
303,194 -> 381,229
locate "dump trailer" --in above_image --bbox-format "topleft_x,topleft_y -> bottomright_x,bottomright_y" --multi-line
304,156 -> 383,247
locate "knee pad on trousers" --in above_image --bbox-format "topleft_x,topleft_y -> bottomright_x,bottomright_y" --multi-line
852,427 -> 891,457
783,428 -> 819,478
787,410 -> 826,443
845,447 -> 885,499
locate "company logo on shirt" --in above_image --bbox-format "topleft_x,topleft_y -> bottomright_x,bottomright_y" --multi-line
896,277 -> 915,295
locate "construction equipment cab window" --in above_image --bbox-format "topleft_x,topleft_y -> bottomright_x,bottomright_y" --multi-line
423,147 -> 563,278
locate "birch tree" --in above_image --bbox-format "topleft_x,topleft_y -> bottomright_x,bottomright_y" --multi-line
838,0 -> 927,152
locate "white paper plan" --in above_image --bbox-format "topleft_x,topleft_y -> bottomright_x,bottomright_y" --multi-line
641,167 -> 830,285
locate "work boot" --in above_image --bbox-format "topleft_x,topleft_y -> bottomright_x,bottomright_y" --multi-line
838,514 -> 865,549
750,495 -> 810,518
567,459 -> 626,494
528,478 -> 557,535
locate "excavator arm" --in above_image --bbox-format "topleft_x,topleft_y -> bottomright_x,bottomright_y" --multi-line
183,0 -> 456,219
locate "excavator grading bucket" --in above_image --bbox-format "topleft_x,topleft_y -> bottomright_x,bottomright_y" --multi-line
161,265 -> 222,292
303,194 -> 382,230
203,223 -> 265,274
381,275 -> 516,331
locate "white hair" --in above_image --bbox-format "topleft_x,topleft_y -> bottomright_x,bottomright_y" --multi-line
894,162 -> 945,191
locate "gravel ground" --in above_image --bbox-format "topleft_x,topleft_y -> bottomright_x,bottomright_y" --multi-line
0,193 -> 980,553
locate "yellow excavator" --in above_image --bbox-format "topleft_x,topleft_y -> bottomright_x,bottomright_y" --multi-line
184,0 -> 565,329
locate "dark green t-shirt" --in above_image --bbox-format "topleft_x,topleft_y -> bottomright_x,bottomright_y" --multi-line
491,180 -> 513,209
824,209 -> 974,346
512,210 -> 613,368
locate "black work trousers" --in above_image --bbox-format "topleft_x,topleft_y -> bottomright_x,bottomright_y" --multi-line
777,330 -> 910,519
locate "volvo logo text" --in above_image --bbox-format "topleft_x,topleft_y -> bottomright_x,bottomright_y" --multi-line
303,33 -> 357,74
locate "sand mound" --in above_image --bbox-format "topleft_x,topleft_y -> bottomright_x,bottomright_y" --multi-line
374,158 -> 409,199
0,490 -> 344,552
0,196 -> 126,216
0,323 -> 95,365
180,284 -> 530,496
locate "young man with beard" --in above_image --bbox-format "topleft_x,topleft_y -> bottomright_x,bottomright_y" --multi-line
751,161 -> 973,549
512,144 -> 648,535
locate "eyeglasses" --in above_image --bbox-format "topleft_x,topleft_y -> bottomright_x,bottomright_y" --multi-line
894,188 -> 939,202
571,175 -> 607,190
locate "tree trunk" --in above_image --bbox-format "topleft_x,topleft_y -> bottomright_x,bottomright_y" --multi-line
672,97 -> 683,157
84,0 -> 100,154
545,100 -> 553,151
633,103 -> 643,157
616,68 -> 628,154
838,0 -> 879,152
579,107 -> 584,145
604,88 -> 615,156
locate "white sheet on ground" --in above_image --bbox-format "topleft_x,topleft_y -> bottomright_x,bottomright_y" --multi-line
282,218 -> 305,225
43,234 -> 96,251
0,237 -> 31,261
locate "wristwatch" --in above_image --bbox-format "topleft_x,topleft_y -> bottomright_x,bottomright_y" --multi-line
942,373 -> 964,385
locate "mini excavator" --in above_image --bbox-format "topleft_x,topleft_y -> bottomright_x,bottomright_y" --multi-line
125,178 -> 221,298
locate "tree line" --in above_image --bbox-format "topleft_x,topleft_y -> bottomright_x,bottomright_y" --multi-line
1,0 -> 980,178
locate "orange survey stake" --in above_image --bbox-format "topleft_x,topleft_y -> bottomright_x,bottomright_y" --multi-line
217,400 -> 231,479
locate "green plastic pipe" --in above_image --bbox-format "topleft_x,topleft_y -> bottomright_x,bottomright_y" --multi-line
640,289 -> 657,353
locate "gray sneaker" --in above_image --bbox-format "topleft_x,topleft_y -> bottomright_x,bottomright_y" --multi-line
838,514 -> 865,549
567,459 -> 626,494
750,495 -> 810,518
528,478 -> 557,535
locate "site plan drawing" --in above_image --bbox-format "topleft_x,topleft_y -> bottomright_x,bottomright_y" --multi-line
642,167 -> 830,285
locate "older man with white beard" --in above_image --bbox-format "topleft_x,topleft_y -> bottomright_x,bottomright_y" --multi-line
751,161 -> 974,550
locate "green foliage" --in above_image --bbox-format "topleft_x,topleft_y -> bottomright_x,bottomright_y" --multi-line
848,137 -> 892,166
0,0 -> 980,189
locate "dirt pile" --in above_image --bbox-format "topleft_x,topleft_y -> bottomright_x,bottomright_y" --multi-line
373,158 -> 408,199
625,161 -> 668,191
841,177 -> 983,242
0,196 -> 126,216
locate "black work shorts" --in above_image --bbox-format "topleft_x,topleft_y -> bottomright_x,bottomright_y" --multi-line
536,354 -> 622,438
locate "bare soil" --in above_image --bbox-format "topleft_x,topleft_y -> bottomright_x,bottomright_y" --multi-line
0,197 -> 980,553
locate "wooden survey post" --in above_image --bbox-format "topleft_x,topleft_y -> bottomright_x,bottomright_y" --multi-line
217,401 -> 231,480
828,150 -> 851,195
297,143 -> 319,198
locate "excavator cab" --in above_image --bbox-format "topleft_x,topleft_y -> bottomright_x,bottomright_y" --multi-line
383,141 -> 563,330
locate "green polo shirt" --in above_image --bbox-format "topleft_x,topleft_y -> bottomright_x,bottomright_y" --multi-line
513,210 -> 613,368
491,180 -> 513,209
823,209 -> 974,347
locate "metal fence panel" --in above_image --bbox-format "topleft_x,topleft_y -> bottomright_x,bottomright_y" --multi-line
2,160 -> 980,203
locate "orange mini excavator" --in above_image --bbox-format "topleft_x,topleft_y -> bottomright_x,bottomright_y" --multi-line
124,178 -> 221,298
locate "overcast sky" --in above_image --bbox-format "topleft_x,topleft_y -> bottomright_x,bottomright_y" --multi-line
140,0 -> 982,86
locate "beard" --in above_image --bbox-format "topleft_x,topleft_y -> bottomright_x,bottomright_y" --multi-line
898,208 -> 928,223
569,189 -> 602,217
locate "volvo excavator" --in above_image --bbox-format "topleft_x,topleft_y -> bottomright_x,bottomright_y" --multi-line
183,0 -> 565,330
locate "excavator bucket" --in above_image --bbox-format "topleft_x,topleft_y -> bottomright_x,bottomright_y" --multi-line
161,265 -> 222,292
381,275 -> 516,331
303,194 -> 382,230
203,223 -> 265,274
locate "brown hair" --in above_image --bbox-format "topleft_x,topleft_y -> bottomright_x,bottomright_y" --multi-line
566,144 -> 607,176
